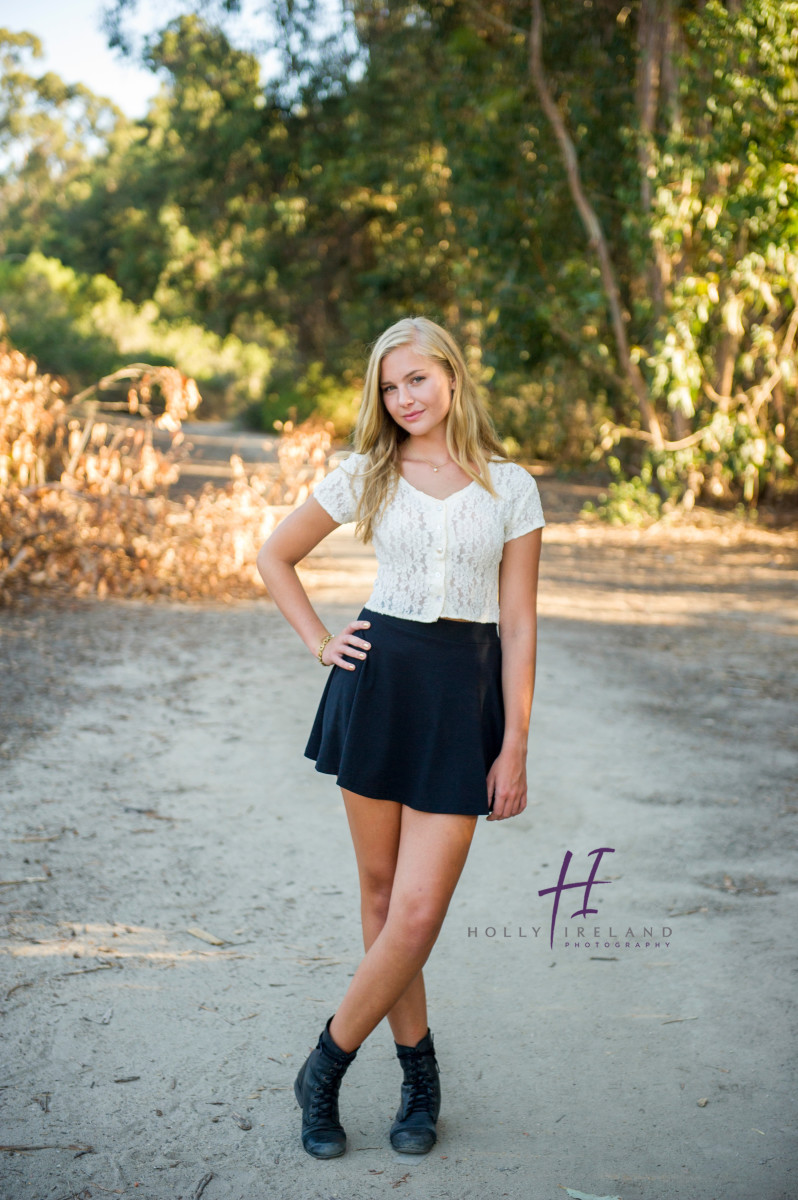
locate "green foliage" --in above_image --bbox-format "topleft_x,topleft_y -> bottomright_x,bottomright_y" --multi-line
617,0 -> 798,511
0,27 -> 131,267
0,253 -> 285,415
582,458 -> 663,527
0,253 -> 121,379
1,2 -> 797,515
245,358 -> 360,432
492,359 -> 612,465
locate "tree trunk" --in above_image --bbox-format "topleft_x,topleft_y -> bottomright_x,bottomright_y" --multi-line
635,0 -> 680,314
528,0 -> 664,450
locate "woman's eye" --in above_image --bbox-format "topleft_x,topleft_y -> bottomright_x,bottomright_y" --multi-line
411,376 -> 425,384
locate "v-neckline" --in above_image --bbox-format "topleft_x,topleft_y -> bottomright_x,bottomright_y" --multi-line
398,473 -> 478,503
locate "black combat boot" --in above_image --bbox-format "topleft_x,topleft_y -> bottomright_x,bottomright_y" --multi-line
294,1015 -> 359,1158
389,1028 -> 441,1154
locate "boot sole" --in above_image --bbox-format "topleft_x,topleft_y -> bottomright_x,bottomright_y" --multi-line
390,1138 -> 437,1154
302,1137 -> 346,1159
390,1121 -> 437,1154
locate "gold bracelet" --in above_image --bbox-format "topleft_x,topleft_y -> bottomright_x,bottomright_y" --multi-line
317,633 -> 334,665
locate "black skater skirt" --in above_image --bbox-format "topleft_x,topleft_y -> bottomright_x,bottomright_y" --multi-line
304,606 -> 505,816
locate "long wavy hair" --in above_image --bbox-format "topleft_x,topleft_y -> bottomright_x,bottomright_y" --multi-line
345,317 -> 508,543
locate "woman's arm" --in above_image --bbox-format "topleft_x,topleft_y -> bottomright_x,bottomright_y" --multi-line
256,497 -> 372,670
487,527 -> 543,821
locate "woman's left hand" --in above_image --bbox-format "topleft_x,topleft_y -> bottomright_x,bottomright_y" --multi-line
486,743 -> 528,821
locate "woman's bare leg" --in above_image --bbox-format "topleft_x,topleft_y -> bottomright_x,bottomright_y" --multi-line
340,789 -> 429,1046
330,798 -> 478,1054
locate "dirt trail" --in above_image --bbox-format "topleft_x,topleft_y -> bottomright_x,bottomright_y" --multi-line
1,478 -> 797,1200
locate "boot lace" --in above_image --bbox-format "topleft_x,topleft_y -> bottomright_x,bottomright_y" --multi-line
307,1060 -> 345,1121
402,1050 -> 437,1116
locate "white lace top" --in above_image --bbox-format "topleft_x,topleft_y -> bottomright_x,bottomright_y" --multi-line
310,452 -> 545,623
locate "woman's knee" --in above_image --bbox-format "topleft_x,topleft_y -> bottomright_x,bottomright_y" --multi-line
359,873 -> 394,922
385,898 -> 445,954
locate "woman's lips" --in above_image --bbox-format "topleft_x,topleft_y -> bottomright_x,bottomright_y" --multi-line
404,410 -> 424,421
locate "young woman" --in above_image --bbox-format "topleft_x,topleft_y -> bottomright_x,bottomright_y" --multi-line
256,316 -> 544,1160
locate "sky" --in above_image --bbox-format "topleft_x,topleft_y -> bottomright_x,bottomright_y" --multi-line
3,0 -> 297,119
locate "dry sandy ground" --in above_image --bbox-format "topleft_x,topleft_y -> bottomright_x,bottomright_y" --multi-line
1,480 -> 797,1200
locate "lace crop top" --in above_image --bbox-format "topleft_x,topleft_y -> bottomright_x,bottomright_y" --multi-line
310,452 -> 545,623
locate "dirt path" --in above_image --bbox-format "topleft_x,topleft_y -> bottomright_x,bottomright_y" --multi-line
1,482 -> 797,1200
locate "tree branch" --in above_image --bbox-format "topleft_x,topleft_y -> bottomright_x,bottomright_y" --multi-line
704,299 -> 798,421
527,0 -> 664,449
609,424 -> 713,452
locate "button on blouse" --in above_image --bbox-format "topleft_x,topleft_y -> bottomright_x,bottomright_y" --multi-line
310,452 -> 545,624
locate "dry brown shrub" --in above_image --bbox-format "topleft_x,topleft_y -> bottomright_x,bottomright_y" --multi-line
0,347 -> 69,488
0,346 -> 336,605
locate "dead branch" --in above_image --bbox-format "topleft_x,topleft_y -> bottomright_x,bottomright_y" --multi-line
0,1144 -> 94,1153
194,1172 -> 214,1199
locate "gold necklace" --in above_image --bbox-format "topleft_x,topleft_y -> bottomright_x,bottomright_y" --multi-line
402,454 -> 452,473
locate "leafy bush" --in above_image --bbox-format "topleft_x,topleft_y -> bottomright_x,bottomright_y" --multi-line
0,253 -> 287,418
244,358 -> 361,436
582,457 -> 662,526
492,358 -> 612,465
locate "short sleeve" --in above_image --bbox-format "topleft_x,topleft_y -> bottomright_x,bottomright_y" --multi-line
310,454 -> 363,524
504,472 -> 545,542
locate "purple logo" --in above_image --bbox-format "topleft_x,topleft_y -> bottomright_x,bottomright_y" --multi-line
538,847 -> 616,949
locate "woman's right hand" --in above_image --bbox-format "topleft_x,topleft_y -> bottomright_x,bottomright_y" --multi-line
321,619 -> 372,669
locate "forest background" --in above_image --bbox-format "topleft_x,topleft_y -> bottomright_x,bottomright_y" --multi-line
1,0 -> 798,604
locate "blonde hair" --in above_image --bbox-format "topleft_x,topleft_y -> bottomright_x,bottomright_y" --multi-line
346,317 -> 508,543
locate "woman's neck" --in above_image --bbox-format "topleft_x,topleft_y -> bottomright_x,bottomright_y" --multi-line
400,433 -> 450,461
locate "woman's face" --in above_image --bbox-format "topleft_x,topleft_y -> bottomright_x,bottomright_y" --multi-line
379,343 -> 454,438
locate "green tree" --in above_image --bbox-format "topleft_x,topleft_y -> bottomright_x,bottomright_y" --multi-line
0,28 -> 130,264
507,0 -> 798,507
2,2 -> 796,504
